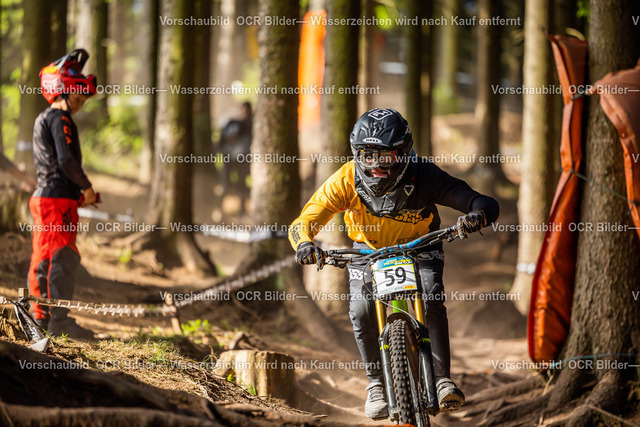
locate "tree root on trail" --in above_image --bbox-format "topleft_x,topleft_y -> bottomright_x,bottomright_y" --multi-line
467,375 -> 545,404
0,340 -> 218,423
480,392 -> 550,426
547,404 -> 638,427
545,370 -> 630,427
233,246 -> 346,347
112,230 -> 216,275
0,402 -> 220,427
546,365 -> 593,412
467,368 -> 639,426
0,340 -> 352,426
174,232 -> 217,275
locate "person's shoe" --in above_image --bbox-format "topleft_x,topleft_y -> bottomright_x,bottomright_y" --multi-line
437,378 -> 465,412
364,384 -> 388,420
47,317 -> 94,339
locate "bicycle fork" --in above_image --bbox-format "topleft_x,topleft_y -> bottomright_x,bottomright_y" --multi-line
377,300 -> 398,419
377,293 -> 439,419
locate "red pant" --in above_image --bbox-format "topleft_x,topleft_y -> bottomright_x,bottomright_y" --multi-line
28,197 -> 80,320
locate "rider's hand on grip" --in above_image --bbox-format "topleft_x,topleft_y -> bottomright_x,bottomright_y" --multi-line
296,242 -> 325,269
457,210 -> 486,236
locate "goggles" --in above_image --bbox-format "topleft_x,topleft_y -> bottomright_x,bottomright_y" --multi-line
356,148 -> 400,170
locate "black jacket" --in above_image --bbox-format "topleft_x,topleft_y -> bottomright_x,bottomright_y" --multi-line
32,108 -> 91,200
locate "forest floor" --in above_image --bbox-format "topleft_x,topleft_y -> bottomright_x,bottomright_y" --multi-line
3,113 -> 638,425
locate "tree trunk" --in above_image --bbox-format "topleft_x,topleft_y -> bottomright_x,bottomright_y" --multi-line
0,188 -> 31,234
404,0 -> 423,154
474,0 -> 508,195
358,0 -> 374,113
436,0 -> 459,111
246,0 -> 342,344
0,4 -> 3,154
139,0 -> 159,184
15,0 -> 51,175
147,0 -> 214,274
192,0 -> 212,156
249,0 -> 301,262
94,0 -> 108,118
216,0 -> 239,87
548,0 -> 640,413
308,0 -> 360,317
509,0 -> 557,313
50,0 -> 68,58
214,350 -> 296,402
420,0 -> 433,157
109,0 -> 129,86
76,0 -> 108,118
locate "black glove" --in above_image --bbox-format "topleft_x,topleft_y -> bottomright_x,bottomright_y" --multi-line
296,242 -> 325,268
457,210 -> 486,234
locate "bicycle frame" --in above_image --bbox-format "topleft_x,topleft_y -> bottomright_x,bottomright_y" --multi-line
322,225 -> 465,422
376,277 -> 439,419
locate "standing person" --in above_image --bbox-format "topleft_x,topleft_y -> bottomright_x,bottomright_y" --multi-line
289,108 -> 500,419
28,49 -> 98,338
218,101 -> 252,214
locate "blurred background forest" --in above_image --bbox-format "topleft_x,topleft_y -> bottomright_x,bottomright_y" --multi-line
1,0 -> 639,425
0,0 -> 592,316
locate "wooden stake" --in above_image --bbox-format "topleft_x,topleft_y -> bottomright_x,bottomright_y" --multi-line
164,293 -> 182,335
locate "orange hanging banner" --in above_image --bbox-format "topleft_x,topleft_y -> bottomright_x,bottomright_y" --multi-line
298,10 -> 326,130
528,35 -> 587,364
590,61 -> 640,241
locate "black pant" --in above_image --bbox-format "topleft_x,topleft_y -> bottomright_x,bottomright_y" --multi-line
347,245 -> 451,387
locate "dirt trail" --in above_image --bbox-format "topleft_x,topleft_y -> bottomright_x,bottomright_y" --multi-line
0,113 -> 545,425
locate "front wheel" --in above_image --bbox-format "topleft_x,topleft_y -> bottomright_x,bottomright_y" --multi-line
389,319 -> 430,427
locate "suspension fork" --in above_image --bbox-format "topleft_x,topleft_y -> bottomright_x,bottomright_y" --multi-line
377,298 -> 415,421
413,292 -> 439,413
377,300 -> 398,420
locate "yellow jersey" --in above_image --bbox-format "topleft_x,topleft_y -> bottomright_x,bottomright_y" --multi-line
289,160 -> 499,250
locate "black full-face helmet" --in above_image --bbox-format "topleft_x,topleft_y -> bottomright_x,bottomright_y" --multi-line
350,108 -> 413,198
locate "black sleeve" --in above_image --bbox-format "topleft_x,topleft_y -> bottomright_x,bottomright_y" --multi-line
469,194 -> 500,225
429,165 -> 500,224
51,112 -> 92,191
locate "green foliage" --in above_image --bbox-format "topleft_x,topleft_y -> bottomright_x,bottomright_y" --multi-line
146,339 -> 175,366
80,102 -> 144,178
180,319 -> 214,337
1,0 -> 23,78
236,62 -> 259,105
432,83 -> 461,115
117,247 -> 133,267
374,0 -> 406,31
246,384 -> 257,395
220,319 -> 232,331
1,83 -> 20,158
50,333 -> 69,343
576,0 -> 590,19
225,371 -> 257,395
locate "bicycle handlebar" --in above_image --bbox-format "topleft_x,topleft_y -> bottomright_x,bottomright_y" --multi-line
322,224 -> 468,268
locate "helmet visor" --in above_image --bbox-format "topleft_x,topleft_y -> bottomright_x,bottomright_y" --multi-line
356,148 -> 399,170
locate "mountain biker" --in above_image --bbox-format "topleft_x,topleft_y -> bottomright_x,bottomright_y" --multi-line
288,108 -> 499,419
27,49 -> 98,338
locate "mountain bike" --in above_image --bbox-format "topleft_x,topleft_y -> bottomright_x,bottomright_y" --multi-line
320,224 -> 471,426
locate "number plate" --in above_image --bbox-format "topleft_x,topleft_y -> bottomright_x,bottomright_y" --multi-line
372,256 -> 417,298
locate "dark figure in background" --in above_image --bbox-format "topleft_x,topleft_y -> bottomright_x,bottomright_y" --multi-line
218,102 -> 252,214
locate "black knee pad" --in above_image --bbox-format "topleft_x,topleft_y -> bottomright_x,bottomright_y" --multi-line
419,269 -> 447,311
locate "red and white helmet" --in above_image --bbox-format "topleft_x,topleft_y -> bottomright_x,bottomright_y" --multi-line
39,49 -> 97,104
